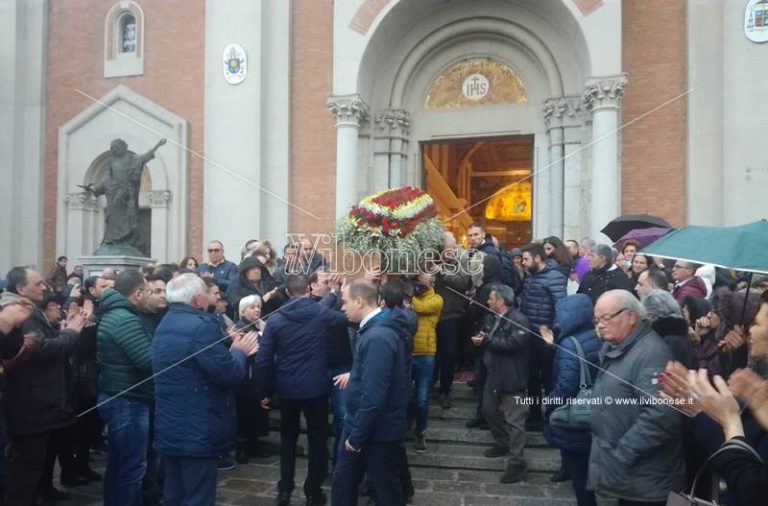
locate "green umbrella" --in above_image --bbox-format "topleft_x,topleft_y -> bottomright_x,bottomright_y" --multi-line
643,219 -> 768,274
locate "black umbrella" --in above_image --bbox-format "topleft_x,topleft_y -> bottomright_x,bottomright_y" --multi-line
600,214 -> 671,242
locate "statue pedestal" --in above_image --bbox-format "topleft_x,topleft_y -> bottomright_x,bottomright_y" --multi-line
78,255 -> 154,278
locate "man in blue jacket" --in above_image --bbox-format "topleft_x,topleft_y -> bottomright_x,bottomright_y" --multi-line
519,242 -> 567,432
332,279 -> 409,506
152,274 -> 259,505
198,240 -> 238,292
254,274 -> 347,506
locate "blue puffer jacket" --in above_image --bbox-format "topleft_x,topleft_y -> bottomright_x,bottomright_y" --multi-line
345,309 -> 410,448
520,263 -> 567,329
544,294 -> 602,453
254,296 -> 347,400
152,304 -> 247,457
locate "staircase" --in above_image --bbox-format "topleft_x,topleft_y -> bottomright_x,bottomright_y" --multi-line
257,382 -> 589,506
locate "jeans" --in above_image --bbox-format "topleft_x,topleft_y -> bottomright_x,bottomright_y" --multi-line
411,356 -> 436,433
481,383 -> 527,469
98,395 -> 150,506
162,456 -> 218,506
436,319 -> 461,395
278,396 -> 328,498
331,432 -> 405,506
329,367 -> 350,467
560,450 -> 596,506
143,405 -> 162,506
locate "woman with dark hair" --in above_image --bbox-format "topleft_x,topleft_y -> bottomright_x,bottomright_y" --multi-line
681,296 -> 722,377
179,256 -> 199,272
629,253 -> 651,283
542,236 -> 573,279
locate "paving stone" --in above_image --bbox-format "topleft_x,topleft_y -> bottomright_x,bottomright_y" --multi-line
409,491 -> 464,505
483,483 -> 547,497
430,480 -> 483,494
411,479 -> 431,491
215,489 -> 247,504
221,479 -> 274,494
231,495 -> 280,506
409,467 -> 457,481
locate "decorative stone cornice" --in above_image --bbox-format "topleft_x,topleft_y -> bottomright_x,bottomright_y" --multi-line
65,192 -> 99,212
148,190 -> 171,208
326,94 -> 370,127
543,96 -> 585,128
372,109 -> 410,137
583,74 -> 628,111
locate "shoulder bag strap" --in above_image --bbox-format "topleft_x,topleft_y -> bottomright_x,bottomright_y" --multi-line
568,336 -> 592,388
689,438 -> 764,497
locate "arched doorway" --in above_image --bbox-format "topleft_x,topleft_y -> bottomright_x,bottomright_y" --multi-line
335,0 -> 606,243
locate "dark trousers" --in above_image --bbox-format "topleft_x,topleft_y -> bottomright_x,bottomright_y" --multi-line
162,456 -> 218,506
527,336 -> 554,419
560,450 -> 596,506
436,319 -> 461,395
278,396 -> 328,498
5,433 -> 49,506
40,425 -> 77,489
481,384 -> 526,468
236,396 -> 269,442
74,395 -> 102,473
332,436 -> 404,506
472,356 -> 487,417
143,405 -> 162,506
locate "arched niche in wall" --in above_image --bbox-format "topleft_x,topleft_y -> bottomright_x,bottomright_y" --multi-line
104,1 -> 145,78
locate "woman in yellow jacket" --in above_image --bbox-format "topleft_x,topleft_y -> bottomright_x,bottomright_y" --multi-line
411,273 -> 444,453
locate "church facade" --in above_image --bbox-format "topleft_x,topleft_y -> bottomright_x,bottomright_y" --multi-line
1,0 -> 767,269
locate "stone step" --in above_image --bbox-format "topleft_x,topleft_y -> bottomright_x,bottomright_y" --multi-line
261,433 -> 561,473
267,414 -> 549,447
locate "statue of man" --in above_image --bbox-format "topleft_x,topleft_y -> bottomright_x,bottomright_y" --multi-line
80,138 -> 166,252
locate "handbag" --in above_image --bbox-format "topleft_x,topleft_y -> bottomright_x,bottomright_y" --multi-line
548,336 -> 593,431
666,438 -> 765,506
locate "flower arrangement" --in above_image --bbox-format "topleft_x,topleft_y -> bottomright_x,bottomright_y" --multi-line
337,187 -> 445,273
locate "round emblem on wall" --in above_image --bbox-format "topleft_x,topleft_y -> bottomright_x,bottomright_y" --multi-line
222,44 -> 247,84
745,0 -> 768,43
462,74 -> 490,101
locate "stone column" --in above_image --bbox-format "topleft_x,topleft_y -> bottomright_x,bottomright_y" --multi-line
583,75 -> 628,241
148,190 -> 171,261
64,192 -> 100,257
327,94 -> 369,217
372,109 -> 410,189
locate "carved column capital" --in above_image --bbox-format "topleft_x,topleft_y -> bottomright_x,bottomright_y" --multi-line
326,94 -> 370,127
583,74 -> 628,111
543,96 -> 585,128
372,109 -> 410,137
65,192 -> 99,212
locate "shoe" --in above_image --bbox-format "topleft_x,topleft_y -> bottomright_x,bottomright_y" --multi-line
550,467 -> 570,482
413,431 -> 427,453
499,465 -> 527,484
236,444 -> 250,465
78,467 -> 102,482
465,416 -> 483,428
60,474 -> 89,487
39,486 -> 71,501
484,445 -> 509,458
305,492 -> 327,506
276,491 -> 291,506
217,455 -> 236,471
439,393 -> 452,409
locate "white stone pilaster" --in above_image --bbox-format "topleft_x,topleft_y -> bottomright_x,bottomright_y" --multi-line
327,94 -> 369,218
372,109 -> 410,190
583,74 -> 627,241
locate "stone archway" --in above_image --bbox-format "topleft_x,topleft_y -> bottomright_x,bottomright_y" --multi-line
57,85 -> 188,262
340,0 -> 594,239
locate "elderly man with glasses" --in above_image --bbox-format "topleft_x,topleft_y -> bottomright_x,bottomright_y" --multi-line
198,240 -> 239,293
587,290 -> 685,506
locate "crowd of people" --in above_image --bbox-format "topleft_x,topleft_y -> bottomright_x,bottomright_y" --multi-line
0,227 -> 766,506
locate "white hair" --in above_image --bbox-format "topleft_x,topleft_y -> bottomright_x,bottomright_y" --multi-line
166,273 -> 207,304
238,294 -> 262,318
604,289 -> 648,320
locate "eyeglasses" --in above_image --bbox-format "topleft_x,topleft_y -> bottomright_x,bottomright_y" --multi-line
593,308 -> 628,325
207,249 -> 221,253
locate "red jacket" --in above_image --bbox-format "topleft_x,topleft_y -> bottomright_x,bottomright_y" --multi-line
672,276 -> 708,301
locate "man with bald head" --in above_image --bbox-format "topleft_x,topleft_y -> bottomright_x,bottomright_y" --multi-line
587,290 -> 684,506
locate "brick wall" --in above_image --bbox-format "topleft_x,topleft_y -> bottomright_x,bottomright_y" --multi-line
290,0 -> 337,237
621,0 -> 687,226
43,0 -> 205,267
